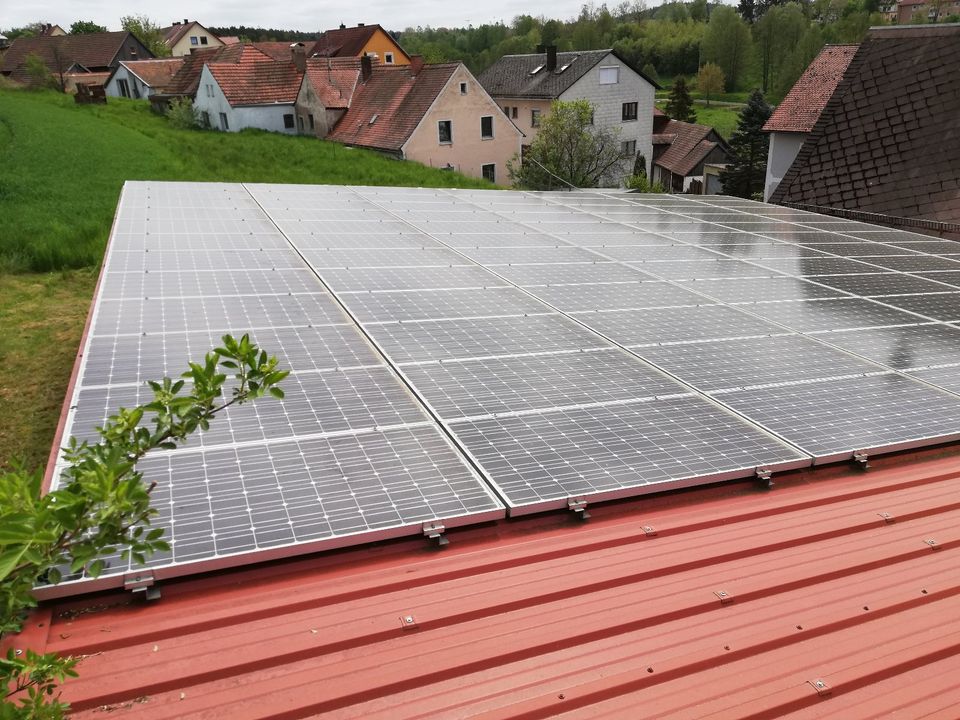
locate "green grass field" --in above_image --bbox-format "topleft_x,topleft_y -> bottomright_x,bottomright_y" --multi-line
0,88 -> 493,472
654,99 -> 741,140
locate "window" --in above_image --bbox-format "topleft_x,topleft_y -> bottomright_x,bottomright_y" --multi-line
385,52 -> 394,64
481,115 -> 494,139
205,83 -> 214,98
284,114 -> 295,129
297,115 -> 304,132
482,163 -> 496,183
531,109 -> 541,128
200,36 -> 208,45
190,36 -> 198,45
621,139 -> 636,157
622,102 -> 638,121
117,78 -> 129,98
511,107 -> 518,119
201,110 -> 210,127
308,114 -> 315,130
598,66 -> 619,84
438,119 -> 452,144
219,112 -> 228,131
132,82 -> 140,99
460,82 -> 467,94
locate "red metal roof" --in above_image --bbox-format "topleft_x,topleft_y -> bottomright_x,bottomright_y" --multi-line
763,44 -> 859,134
10,446 -> 960,718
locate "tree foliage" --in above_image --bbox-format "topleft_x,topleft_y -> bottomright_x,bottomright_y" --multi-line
508,100 -> 626,189
665,76 -> 697,122
120,15 -> 170,57
702,6 -> 754,92
22,54 -> 57,91
69,21 -> 107,34
697,63 -> 725,106
1,334 -> 287,719
720,89 -> 772,198
754,3 -> 809,94
166,97 -> 201,129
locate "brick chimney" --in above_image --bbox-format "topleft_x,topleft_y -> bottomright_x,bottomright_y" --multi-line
546,45 -> 557,72
409,54 -> 424,76
339,23 -> 346,29
291,42 -> 306,73
360,54 -> 372,82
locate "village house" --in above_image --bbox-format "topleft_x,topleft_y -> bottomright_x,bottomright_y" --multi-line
329,56 -> 522,185
477,47 -> 657,184
651,107 -> 734,193
0,31 -> 153,89
104,57 -> 185,99
895,0 -> 960,21
770,25 -> 960,239
762,44 -> 858,201
160,20 -> 226,57
311,23 -> 411,66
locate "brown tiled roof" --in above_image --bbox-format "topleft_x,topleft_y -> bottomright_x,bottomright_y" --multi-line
653,119 -> 732,177
254,42 -> 302,62
303,57 -> 361,109
771,25 -> 960,232
120,57 -> 184,88
161,44 -> 247,97
219,36 -> 241,45
1,32 -> 149,75
207,46 -> 299,106
329,63 -> 459,152
763,44 -> 858,134
161,22 -> 195,47
64,70 -> 111,86
477,49 -> 656,100
310,24 -> 408,61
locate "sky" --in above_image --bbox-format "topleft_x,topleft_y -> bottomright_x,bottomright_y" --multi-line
4,0 -> 612,33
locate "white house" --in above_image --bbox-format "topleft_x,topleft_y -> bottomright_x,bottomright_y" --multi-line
477,47 -> 658,184
762,44 -> 858,201
160,20 -> 225,57
104,58 -> 184,99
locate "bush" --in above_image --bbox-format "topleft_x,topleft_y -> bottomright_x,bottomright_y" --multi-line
626,174 -> 667,192
165,97 -> 200,130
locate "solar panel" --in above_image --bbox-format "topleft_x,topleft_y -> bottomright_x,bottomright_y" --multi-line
47,180 -> 960,594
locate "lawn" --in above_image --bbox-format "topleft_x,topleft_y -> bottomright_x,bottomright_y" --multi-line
655,99 -> 741,140
0,88 -> 493,473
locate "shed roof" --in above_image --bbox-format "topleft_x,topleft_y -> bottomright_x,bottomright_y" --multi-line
14,446 -> 960,718
328,63 -> 460,152
763,44 -> 859,134
770,24 -> 960,234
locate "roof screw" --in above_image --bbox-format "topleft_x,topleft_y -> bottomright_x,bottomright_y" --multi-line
14,649 -> 22,656
815,680 -> 825,689
404,616 -> 414,624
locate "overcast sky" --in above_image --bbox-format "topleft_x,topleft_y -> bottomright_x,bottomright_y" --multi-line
5,1 -> 624,33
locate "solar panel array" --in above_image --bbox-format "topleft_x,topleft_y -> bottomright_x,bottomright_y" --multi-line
48,180 -> 960,594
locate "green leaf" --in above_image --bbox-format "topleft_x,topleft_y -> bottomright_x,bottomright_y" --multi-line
269,387 -> 285,399
0,543 -> 31,582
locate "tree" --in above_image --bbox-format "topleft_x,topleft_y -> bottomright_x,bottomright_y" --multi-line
753,3 -> 809,94
720,89 -> 772,198
23,54 -> 56,90
738,0 -> 757,22
690,0 -> 709,22
508,100 -> 626,189
665,76 -> 697,122
1,334 -> 287,718
120,15 -> 170,57
702,5 -> 754,91
641,62 -> 660,85
697,63 -> 726,106
69,21 -> 107,34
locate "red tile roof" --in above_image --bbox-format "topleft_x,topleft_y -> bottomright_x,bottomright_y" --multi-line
311,24 -> 409,62
763,44 -> 859,134
208,47 -> 301,106
120,58 -> 185,89
303,57 -> 361,109
771,25 -> 960,235
252,41 -> 301,62
329,63 -> 460,152
161,45 -> 246,97
11,446 -> 960,718
653,118 -> 732,177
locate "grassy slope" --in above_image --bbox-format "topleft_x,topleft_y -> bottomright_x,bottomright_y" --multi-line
0,89 -> 491,472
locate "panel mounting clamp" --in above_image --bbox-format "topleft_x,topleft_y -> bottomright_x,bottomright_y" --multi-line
877,512 -> 895,524
924,538 -> 940,550
123,571 -> 161,601
852,450 -> 870,470
422,521 -> 449,547
642,524 -> 658,537
567,497 -> 591,521
755,468 -> 774,490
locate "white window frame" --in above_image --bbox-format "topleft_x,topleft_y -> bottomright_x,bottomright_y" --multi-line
480,115 -> 494,140
190,36 -> 198,45
599,66 -> 619,85
385,52 -> 394,64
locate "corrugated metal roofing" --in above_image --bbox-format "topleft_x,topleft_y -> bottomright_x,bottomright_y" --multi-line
10,446 -> 960,718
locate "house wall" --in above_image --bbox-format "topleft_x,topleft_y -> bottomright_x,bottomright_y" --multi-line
194,65 -> 296,133
105,65 -> 158,99
360,28 -> 409,65
113,36 -> 153,66
490,97 -> 552,146
295,81 -> 330,137
169,25 -> 224,57
403,65 -> 523,186
764,131 -> 807,202
561,53 -> 656,186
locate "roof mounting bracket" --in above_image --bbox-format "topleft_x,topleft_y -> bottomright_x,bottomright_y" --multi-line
852,450 -> 870,470
878,511 -> 895,524
567,497 -> 591,521
123,571 -> 161,601
808,678 -> 832,697
755,467 -> 774,490
714,590 -> 734,605
422,521 -> 449,547
642,524 -> 658,537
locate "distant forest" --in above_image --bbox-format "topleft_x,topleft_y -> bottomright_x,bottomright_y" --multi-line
215,0 -> 892,102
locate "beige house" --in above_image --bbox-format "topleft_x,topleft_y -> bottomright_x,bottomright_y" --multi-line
329,58 -> 523,186
161,20 -> 225,57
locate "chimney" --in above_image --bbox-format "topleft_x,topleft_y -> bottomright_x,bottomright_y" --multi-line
339,23 -> 346,29
546,45 -> 557,72
409,54 -> 424,76
357,22 -> 365,27
360,54 -> 372,82
183,18 -> 189,24
291,43 -> 306,73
